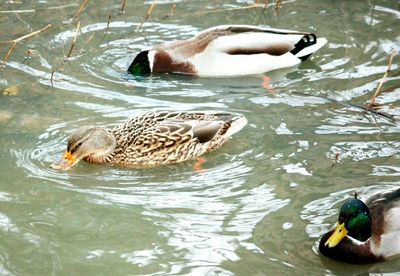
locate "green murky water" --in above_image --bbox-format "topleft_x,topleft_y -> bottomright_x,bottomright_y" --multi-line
1,0 -> 399,275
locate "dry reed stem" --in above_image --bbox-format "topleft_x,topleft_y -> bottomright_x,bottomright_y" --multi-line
85,33 -> 96,44
331,153 -> 340,167
72,0 -> 90,21
121,0 -> 127,14
273,0 -> 283,16
50,22 -> 81,86
47,3 -> 79,10
105,14 -> 112,35
161,4 -> 176,20
66,21 -> 81,59
136,0 -> 157,32
0,9 -> 35,13
50,69 -> 55,87
2,42 -> 17,66
11,23 -> 52,43
292,91 -> 394,121
367,49 -> 397,108
1,24 -> 51,66
99,14 -> 112,44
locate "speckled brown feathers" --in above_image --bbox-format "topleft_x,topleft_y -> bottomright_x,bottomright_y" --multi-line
52,111 -> 247,170
109,111 -> 245,167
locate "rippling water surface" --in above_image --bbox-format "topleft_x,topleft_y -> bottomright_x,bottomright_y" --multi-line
1,0 -> 400,274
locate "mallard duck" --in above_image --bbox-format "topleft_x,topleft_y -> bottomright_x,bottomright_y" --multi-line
51,111 -> 247,170
319,189 -> 400,264
128,25 -> 327,77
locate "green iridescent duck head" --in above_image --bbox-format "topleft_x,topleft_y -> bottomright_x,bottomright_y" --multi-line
128,50 -> 151,75
325,194 -> 372,248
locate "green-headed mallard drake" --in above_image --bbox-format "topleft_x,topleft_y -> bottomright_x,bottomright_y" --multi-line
128,25 -> 327,77
51,111 -> 247,170
319,189 -> 400,264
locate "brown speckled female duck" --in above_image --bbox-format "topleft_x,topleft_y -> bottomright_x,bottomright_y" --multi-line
51,111 -> 247,170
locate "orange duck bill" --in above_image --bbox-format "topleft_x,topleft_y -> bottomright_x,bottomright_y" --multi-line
50,151 -> 79,170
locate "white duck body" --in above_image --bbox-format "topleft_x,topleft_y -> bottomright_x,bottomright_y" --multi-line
129,25 -> 327,77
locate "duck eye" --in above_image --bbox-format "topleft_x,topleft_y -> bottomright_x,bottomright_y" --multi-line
71,141 -> 83,153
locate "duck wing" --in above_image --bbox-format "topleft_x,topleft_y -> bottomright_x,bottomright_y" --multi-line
125,111 -> 246,153
365,188 -> 400,258
204,25 -> 325,57
122,118 -> 227,165
157,25 -> 309,59
133,117 -> 230,150
186,25 -> 327,76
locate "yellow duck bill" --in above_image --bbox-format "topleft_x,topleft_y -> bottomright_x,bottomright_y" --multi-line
325,222 -> 348,248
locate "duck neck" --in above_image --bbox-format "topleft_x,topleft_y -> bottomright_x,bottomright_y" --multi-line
83,130 -> 116,164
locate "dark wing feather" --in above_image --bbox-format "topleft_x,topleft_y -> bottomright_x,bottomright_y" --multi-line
192,121 -> 224,143
224,25 -> 309,36
365,188 -> 400,239
129,118 -> 224,154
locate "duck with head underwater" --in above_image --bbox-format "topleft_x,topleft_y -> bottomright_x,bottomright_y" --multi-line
128,25 -> 327,77
319,189 -> 400,264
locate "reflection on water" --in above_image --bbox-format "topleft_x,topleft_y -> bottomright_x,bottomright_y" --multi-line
1,0 -> 400,274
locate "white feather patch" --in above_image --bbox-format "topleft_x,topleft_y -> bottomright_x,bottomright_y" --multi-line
379,207 -> 400,258
223,116 -> 248,138
148,50 -> 156,71
190,30 -> 324,76
294,37 -> 328,58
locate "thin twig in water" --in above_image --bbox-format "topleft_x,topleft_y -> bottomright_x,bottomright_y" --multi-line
121,0 -> 127,14
85,33 -> 95,44
291,91 -> 395,121
161,4 -> 176,20
47,3 -> 79,10
14,11 -> 32,30
2,42 -> 17,66
66,21 -> 81,59
99,14 -> 112,44
367,49 -> 397,108
331,153 -> 340,167
11,24 -> 52,43
136,0 -> 157,32
0,9 -> 35,14
50,69 -> 55,87
105,14 -> 112,35
72,0 -> 90,21
274,0 -> 282,16
1,24 -> 51,66
50,22 -> 81,86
